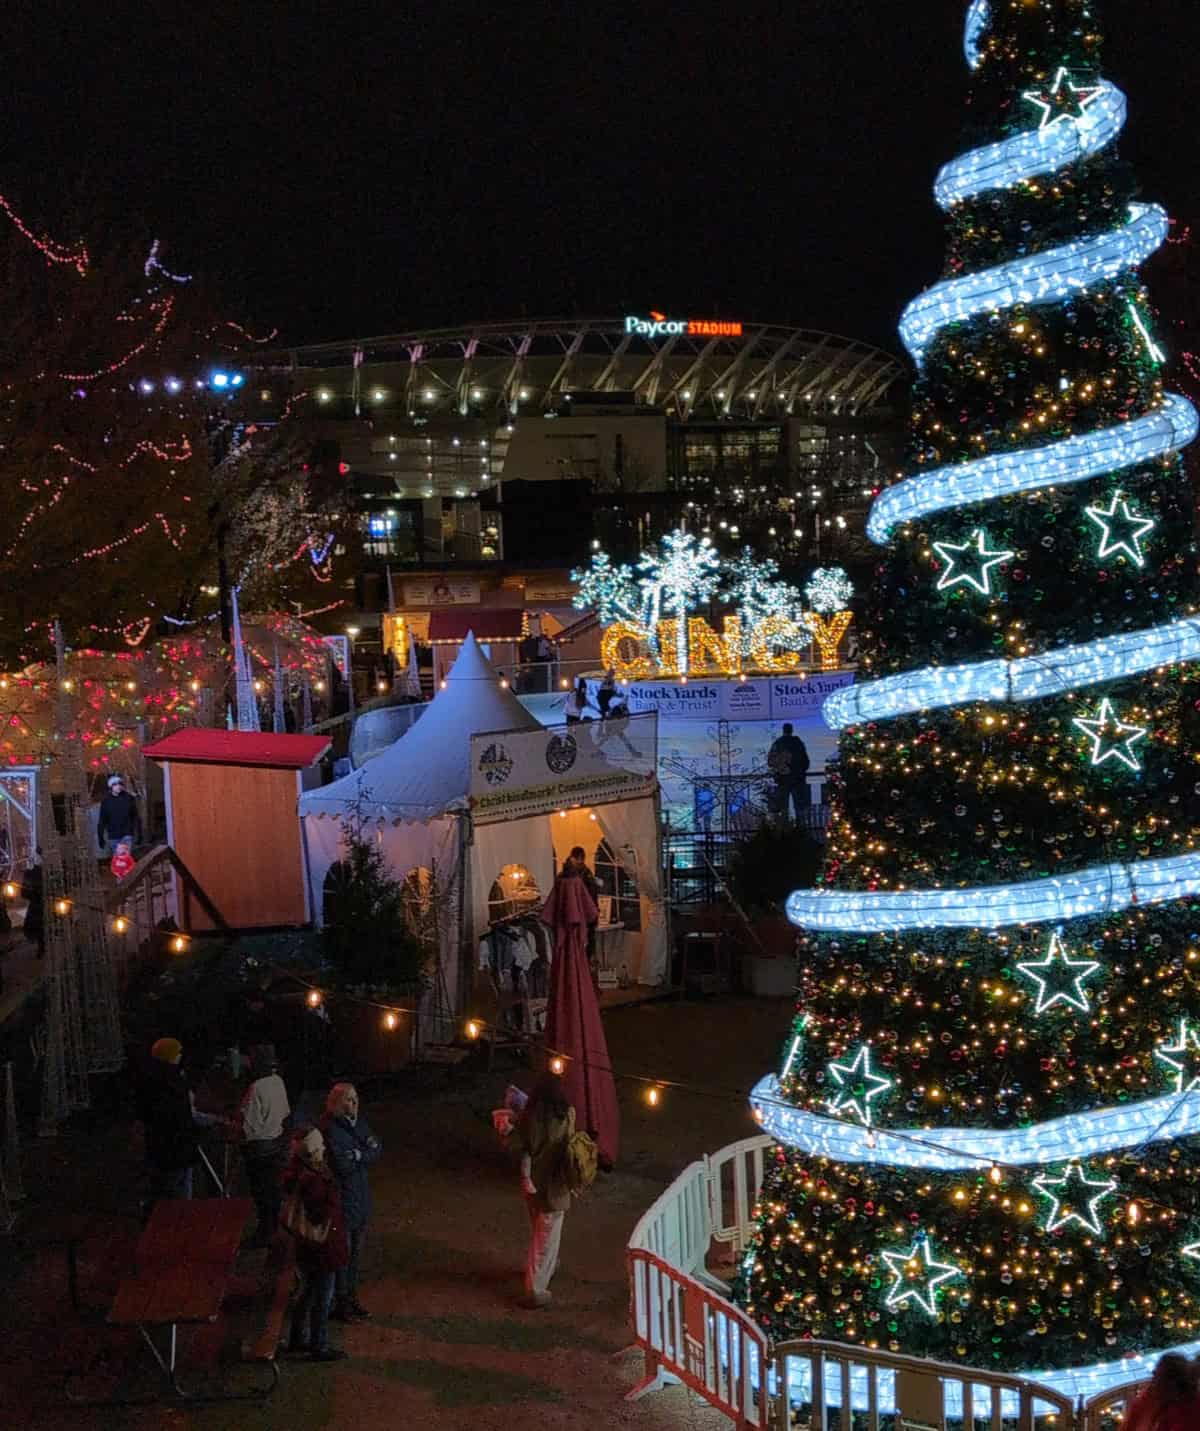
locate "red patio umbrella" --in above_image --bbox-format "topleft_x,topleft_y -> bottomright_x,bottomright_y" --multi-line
541,871 -> 620,1166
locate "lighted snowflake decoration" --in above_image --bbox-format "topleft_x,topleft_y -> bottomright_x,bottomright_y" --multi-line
805,567 -> 854,614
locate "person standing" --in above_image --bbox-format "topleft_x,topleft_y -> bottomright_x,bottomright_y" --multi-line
97,774 -> 142,852
596,669 -> 618,719
236,1044 -> 290,1246
511,1074 -> 575,1309
767,722 -> 811,824
137,1037 -> 219,1206
565,846 -> 600,987
1120,1353 -> 1199,1431
280,1128 -> 349,1362
564,677 -> 589,725
322,1082 -> 382,1321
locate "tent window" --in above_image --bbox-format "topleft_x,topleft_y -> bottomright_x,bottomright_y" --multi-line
488,863 -> 540,923
594,840 -> 641,932
401,866 -> 438,948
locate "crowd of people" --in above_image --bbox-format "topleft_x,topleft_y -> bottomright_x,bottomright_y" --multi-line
135,1020 -> 592,1358
136,1036 -> 384,1362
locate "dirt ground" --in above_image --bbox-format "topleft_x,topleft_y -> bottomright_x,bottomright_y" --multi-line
0,993 -> 793,1430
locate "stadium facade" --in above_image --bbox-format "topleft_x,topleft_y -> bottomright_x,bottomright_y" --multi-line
244,316 -> 905,566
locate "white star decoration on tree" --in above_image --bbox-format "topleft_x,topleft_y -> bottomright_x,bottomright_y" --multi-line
933,529 -> 1014,596
1072,697 -> 1147,771
1033,1162 -> 1118,1237
1183,1241 -> 1200,1264
1085,492 -> 1155,567
881,1236 -> 964,1317
1022,67 -> 1105,132
826,1043 -> 892,1127
1154,1018 -> 1200,1094
1016,930 -> 1101,1015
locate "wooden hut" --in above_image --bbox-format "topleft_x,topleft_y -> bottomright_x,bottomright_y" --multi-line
143,729 -> 330,929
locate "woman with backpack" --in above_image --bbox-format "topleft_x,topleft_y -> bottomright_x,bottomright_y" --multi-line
512,1073 -> 581,1309
279,1128 -> 349,1361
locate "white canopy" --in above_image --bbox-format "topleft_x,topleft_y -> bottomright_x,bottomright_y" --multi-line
300,632 -> 541,825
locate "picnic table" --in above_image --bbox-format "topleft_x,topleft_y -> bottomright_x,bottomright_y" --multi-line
106,1197 -> 253,1398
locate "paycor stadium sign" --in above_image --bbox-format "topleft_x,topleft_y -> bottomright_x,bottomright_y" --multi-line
624,312 -> 743,339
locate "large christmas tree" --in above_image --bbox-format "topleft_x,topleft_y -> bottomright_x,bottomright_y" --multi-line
737,0 -> 1200,1400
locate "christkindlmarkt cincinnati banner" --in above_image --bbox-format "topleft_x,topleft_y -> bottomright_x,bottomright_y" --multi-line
468,714 -> 657,824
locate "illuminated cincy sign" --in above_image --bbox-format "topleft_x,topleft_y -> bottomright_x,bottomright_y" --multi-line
624,311 -> 744,339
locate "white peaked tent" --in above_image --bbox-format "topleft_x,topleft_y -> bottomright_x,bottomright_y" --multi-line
299,634 -> 668,1038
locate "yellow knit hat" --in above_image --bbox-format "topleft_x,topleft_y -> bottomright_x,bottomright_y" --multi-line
151,1037 -> 182,1063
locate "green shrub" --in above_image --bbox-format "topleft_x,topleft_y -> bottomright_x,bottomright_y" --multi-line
725,823 -> 824,918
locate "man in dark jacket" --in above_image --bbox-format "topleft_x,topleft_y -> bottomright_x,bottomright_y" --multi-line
98,774 -> 142,850
137,1037 -> 218,1205
322,1082 -> 382,1321
767,722 -> 811,824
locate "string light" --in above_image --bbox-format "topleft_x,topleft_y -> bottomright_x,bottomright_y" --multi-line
899,203 -> 1169,367
306,989 -> 323,1008
935,79 -> 1123,208
113,915 -> 130,934
822,610 -> 1200,730
787,850 -> 1200,932
867,393 -> 1197,542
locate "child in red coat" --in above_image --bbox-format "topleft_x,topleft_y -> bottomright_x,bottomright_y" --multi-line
110,839 -> 135,882
280,1128 -> 349,1361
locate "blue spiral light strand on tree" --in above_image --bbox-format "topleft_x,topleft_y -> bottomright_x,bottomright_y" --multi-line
738,0 -> 1200,1399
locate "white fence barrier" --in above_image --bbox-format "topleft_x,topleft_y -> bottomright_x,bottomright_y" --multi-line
627,1136 -> 1150,1431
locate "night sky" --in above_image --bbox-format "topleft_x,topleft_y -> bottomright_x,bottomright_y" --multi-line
7,1 -> 1197,355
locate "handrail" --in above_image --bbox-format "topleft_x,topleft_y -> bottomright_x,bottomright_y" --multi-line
107,844 -> 233,936
772,1337 -> 1076,1430
1080,1380 -> 1147,1430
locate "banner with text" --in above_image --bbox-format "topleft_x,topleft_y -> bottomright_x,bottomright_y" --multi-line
469,715 -> 658,824
589,672 -> 853,723
401,577 -> 481,607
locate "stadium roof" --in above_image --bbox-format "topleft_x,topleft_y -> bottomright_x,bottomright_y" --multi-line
247,317 -> 904,418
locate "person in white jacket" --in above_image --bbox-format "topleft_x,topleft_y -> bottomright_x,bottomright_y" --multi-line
237,1043 -> 290,1245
